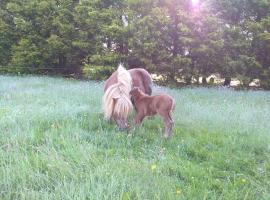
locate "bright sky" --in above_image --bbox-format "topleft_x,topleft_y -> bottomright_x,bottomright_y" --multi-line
191,0 -> 200,6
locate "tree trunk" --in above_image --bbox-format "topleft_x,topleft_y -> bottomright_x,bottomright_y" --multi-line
224,77 -> 231,86
242,78 -> 251,88
209,77 -> 215,84
59,55 -> 67,68
185,76 -> 192,85
202,77 -> 207,85
192,75 -> 199,85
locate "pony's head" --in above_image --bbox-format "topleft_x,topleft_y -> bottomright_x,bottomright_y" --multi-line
111,91 -> 133,130
102,64 -> 133,130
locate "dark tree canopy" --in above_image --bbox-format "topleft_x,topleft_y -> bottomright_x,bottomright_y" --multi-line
0,0 -> 269,88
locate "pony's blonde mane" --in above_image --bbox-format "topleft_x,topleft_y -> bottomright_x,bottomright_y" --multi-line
102,64 -> 133,120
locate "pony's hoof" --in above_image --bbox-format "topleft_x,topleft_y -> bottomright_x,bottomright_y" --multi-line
117,127 -> 125,132
116,125 -> 131,132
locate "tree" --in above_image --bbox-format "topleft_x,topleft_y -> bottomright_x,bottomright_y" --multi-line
211,0 -> 270,87
0,0 -> 269,88
187,2 -> 224,83
76,0 -> 127,79
3,0 -> 79,73
127,0 -> 223,84
0,0 -> 18,67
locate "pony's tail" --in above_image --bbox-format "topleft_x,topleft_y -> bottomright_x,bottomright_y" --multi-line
142,70 -> 153,95
102,64 -> 133,120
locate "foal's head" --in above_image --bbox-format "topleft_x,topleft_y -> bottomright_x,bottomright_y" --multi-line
129,87 -> 143,101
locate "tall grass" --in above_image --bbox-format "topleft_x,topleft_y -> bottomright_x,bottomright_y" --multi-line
0,75 -> 269,200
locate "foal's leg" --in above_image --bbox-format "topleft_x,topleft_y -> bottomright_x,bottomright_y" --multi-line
160,112 -> 174,138
135,112 -> 145,125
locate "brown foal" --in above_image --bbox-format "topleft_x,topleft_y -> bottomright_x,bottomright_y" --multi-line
130,87 -> 175,138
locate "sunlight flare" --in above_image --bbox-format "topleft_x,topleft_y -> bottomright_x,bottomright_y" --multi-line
191,0 -> 199,6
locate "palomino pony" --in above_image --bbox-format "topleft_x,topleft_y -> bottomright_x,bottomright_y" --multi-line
103,64 -> 153,130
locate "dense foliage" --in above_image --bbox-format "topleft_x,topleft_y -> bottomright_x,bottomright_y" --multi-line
0,0 -> 269,87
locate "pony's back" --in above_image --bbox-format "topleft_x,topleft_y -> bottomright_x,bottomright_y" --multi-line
104,68 -> 153,95
129,68 -> 153,95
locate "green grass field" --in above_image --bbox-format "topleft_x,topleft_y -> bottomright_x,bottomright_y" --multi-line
0,75 -> 269,200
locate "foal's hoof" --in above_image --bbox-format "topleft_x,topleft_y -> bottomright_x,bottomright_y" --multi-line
163,134 -> 172,139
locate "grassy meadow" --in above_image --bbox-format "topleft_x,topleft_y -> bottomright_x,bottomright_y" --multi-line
0,75 -> 270,200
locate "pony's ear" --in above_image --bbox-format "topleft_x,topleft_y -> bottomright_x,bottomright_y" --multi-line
113,95 -> 120,100
135,87 -> 141,93
131,87 -> 139,92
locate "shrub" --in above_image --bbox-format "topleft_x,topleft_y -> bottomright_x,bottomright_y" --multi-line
82,65 -> 115,80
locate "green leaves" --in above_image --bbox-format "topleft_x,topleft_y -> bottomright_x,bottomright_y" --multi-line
0,0 -> 270,87
11,38 -> 45,70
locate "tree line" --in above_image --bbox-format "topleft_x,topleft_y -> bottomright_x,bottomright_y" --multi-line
0,0 -> 269,88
